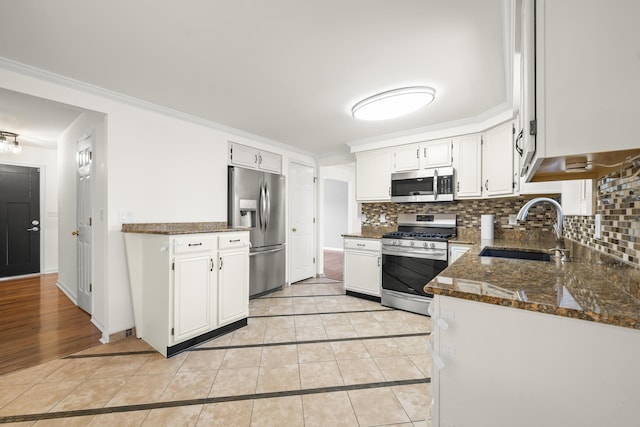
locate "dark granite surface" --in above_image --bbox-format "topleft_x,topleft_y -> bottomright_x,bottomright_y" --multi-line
121,222 -> 249,235
425,238 -> 640,330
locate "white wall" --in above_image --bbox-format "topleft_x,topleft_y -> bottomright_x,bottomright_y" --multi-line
0,145 -> 58,274
0,61 -> 316,339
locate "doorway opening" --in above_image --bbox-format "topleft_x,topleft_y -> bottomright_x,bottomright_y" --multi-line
323,178 -> 347,281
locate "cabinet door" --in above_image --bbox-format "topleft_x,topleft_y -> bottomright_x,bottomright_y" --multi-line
453,135 -> 482,199
229,143 -> 259,169
218,249 -> 249,325
356,150 -> 391,201
393,144 -> 420,172
257,150 -> 282,174
483,123 -> 515,197
448,244 -> 471,265
344,250 -> 381,297
422,139 -> 452,168
173,254 -> 214,343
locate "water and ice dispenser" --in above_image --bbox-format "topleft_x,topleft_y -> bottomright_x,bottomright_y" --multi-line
238,199 -> 257,228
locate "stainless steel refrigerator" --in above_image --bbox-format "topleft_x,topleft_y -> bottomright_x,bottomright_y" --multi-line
228,166 -> 286,297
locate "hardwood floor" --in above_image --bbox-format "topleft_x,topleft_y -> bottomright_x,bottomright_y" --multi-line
323,249 -> 344,281
0,274 -> 102,376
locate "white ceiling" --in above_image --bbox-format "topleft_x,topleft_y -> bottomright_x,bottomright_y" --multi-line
0,0 -> 511,158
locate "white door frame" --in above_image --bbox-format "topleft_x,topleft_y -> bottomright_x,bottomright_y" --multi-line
287,160 -> 317,284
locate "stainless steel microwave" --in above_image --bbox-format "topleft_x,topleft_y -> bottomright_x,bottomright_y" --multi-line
390,166 -> 454,202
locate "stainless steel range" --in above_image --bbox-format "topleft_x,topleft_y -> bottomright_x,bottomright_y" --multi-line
381,213 -> 456,315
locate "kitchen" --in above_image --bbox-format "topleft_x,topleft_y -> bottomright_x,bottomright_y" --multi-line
1,0 -> 640,426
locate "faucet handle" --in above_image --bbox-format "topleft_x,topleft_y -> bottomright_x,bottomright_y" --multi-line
548,247 -> 571,262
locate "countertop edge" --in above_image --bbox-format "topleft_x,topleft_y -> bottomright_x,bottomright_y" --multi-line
121,222 -> 250,235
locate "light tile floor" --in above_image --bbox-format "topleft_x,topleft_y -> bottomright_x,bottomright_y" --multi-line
0,278 -> 432,426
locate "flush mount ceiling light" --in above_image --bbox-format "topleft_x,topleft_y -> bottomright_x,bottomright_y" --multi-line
352,86 -> 436,121
0,131 -> 22,155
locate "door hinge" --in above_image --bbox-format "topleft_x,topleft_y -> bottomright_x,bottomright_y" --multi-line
89,283 -> 92,292
230,147 -> 233,160
313,217 -> 316,224
529,119 -> 537,136
89,151 -> 93,161
171,327 -> 174,336
313,257 -> 316,264
313,176 -> 317,183
171,262 -> 175,271
89,217 -> 92,226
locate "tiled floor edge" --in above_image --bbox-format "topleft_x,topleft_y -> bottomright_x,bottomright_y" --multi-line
0,378 -> 430,423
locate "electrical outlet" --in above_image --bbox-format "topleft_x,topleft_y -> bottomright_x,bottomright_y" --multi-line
595,214 -> 602,238
380,214 -> 386,223
509,214 -> 517,225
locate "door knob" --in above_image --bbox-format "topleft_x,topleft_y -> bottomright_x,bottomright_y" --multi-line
292,228 -> 297,232
72,230 -> 79,236
27,227 -> 39,232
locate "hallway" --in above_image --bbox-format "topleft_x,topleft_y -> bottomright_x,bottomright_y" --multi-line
0,274 -> 103,376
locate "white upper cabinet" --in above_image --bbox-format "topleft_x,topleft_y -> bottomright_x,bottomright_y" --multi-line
228,142 -> 282,174
453,134 -> 482,199
393,139 -> 452,172
561,180 -> 594,216
521,0 -> 640,181
483,122 -> 516,197
356,149 -> 391,201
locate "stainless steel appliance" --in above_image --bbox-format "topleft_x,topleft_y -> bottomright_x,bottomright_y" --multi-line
381,213 -> 456,315
390,166 -> 455,203
228,166 -> 286,297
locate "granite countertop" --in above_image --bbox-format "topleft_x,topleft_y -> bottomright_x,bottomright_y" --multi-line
342,233 -> 385,240
425,239 -> 640,330
121,222 -> 249,235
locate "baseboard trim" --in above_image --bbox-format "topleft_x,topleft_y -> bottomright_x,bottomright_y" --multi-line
167,318 -> 247,357
56,280 -> 77,304
107,327 -> 137,344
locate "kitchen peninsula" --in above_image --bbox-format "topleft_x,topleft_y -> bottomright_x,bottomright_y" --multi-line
425,239 -> 640,427
122,222 -> 249,356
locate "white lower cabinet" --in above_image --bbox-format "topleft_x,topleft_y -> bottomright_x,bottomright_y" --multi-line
124,231 -> 249,357
343,238 -> 381,298
448,243 -> 471,265
218,233 -> 250,326
430,295 -> 640,427
173,250 -> 216,343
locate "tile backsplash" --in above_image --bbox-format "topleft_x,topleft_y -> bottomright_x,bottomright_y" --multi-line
564,161 -> 640,267
361,194 -> 561,242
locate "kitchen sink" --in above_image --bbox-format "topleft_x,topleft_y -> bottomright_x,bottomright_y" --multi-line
479,247 -> 551,262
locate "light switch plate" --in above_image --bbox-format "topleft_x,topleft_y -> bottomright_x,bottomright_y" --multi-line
380,214 -> 386,223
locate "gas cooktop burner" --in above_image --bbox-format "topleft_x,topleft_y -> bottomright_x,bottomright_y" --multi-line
383,231 -> 454,241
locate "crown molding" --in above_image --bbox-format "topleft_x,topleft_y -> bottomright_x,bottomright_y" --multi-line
0,56 -> 316,160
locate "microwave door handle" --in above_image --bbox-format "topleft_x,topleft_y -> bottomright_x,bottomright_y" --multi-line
433,169 -> 438,200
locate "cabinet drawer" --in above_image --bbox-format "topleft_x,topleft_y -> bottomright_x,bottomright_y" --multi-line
173,236 -> 216,254
219,232 -> 249,249
344,238 -> 381,252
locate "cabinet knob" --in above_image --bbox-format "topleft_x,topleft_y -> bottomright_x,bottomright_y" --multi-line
292,227 -> 297,232
72,230 -> 79,236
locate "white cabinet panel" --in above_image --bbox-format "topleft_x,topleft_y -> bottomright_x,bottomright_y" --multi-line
218,249 -> 249,325
561,180 -> 594,215
452,135 -> 482,199
173,254 -> 214,343
483,122 -> 515,197
229,142 -> 282,174
393,140 -> 452,172
356,150 -> 391,201
448,244 -> 471,265
344,238 -> 381,298
393,144 -> 420,171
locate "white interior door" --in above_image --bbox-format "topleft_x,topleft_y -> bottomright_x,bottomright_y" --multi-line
289,162 -> 315,283
76,134 -> 93,314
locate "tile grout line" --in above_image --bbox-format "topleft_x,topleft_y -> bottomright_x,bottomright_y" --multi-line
249,308 -> 395,318
0,378 -> 430,424
62,332 -> 430,358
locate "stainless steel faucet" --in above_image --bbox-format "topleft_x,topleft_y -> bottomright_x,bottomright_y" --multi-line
516,197 -> 564,241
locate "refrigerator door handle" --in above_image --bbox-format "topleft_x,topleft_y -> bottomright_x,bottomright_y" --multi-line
265,182 -> 271,230
259,182 -> 266,232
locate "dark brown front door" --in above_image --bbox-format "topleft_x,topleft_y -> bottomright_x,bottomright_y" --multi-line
0,164 -> 40,277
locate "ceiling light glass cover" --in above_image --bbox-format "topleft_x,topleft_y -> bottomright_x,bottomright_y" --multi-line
0,131 -> 22,155
352,86 -> 436,120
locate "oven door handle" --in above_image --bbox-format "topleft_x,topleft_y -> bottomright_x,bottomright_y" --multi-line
382,246 -> 447,257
